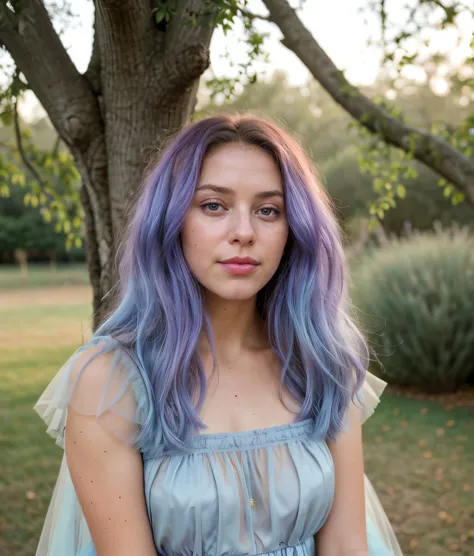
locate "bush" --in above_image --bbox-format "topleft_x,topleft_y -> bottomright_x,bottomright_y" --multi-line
350,225 -> 474,393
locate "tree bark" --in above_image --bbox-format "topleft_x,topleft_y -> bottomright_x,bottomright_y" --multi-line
0,0 -> 215,329
263,0 -> 474,208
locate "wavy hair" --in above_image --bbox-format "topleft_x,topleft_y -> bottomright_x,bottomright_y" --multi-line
93,113 -> 369,455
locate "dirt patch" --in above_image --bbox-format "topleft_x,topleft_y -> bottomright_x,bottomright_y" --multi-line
0,285 -> 92,309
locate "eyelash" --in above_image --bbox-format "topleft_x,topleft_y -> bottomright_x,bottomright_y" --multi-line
201,202 -> 281,218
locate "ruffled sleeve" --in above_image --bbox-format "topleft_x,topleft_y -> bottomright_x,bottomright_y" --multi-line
33,335 -> 151,451
354,372 -> 404,555
33,336 -> 155,556
356,370 -> 389,425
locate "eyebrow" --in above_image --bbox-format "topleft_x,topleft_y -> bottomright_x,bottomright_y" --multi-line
196,184 -> 284,200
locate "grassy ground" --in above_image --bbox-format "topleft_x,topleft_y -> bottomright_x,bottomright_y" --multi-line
0,264 -> 473,555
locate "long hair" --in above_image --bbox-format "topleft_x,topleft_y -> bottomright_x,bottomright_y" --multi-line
94,113 -> 369,456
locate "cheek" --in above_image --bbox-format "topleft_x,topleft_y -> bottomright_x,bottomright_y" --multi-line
181,219 -> 214,266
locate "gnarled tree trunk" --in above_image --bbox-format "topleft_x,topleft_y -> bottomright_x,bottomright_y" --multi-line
0,0 -> 216,328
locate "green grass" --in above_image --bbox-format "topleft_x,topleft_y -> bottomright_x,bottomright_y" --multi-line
0,265 -> 473,555
363,393 -> 474,554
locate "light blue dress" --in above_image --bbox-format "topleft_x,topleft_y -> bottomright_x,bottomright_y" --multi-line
33,336 -> 403,556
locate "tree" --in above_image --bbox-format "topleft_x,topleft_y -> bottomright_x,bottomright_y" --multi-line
0,183 -> 83,266
0,0 -> 472,327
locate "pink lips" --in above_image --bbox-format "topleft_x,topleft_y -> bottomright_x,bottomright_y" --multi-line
218,262 -> 259,276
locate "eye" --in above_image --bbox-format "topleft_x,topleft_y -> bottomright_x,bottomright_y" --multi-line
201,202 -> 224,213
200,202 -> 281,218
258,207 -> 280,218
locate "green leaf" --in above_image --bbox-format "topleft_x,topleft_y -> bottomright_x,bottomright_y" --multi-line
11,173 -> 26,186
42,209 -> 52,223
396,184 -> 406,199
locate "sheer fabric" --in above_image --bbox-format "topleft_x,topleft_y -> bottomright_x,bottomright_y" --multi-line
34,336 -> 402,556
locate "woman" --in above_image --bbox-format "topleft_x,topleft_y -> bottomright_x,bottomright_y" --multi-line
34,114 -> 403,556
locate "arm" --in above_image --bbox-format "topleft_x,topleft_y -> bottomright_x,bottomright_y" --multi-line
65,354 -> 157,556
315,401 -> 369,556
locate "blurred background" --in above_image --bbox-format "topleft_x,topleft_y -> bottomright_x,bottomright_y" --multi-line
0,1 -> 473,555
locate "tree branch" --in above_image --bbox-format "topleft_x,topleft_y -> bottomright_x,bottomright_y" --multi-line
0,0 -> 102,152
95,0 -> 156,81
239,7 -> 270,21
159,0 -> 216,93
263,0 -> 474,206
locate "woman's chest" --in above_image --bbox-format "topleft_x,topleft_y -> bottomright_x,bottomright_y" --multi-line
197,350 -> 302,435
144,437 -> 334,556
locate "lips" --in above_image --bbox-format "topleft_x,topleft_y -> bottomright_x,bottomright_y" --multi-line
218,260 -> 259,276
219,257 -> 259,265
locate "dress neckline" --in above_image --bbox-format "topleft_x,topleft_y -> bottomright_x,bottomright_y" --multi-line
187,418 -> 316,453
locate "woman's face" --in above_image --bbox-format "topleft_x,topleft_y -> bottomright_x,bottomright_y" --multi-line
181,142 -> 289,301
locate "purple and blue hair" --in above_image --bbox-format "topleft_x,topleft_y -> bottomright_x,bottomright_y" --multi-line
93,113 -> 369,455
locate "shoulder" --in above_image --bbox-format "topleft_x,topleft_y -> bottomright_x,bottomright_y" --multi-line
67,336 -> 144,404
35,335 -> 154,451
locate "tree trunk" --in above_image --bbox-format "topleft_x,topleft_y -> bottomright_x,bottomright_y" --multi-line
0,0 -> 216,330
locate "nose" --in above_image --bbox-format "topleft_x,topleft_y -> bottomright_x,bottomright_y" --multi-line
228,209 -> 257,245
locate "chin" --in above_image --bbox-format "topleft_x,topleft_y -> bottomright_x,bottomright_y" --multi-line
205,283 -> 261,301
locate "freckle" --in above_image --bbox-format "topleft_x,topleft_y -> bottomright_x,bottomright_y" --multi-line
235,395 -> 238,398
73,441 -> 76,444
104,450 -> 107,453
109,517 -> 111,520
119,496 -> 122,499
80,430 -> 83,434
91,480 -> 93,483
125,520 -> 127,523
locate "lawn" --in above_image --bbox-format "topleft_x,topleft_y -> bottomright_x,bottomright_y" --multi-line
0,264 -> 473,555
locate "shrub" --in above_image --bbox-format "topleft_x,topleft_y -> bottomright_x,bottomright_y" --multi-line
350,225 -> 474,393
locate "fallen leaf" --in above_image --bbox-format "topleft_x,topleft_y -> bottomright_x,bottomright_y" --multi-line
456,446 -> 465,453
438,511 -> 449,520
463,484 -> 471,491
460,534 -> 468,541
382,424 -> 391,432
393,409 -> 400,416
420,408 -> 429,414
446,420 -> 455,427
375,436 -> 383,443
468,529 -> 474,537
436,428 -> 445,437
409,539 -> 418,550
25,491 -> 36,501
418,440 -> 428,447
423,451 -> 433,459
448,543 -> 460,551
385,487 -> 394,495
400,421 -> 408,429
